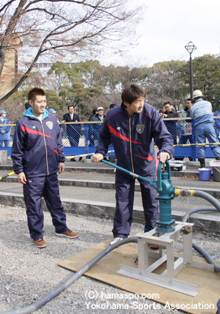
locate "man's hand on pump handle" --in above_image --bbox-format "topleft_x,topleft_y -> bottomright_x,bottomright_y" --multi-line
91,152 -> 170,163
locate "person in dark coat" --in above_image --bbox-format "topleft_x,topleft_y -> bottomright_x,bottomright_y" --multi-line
12,88 -> 78,248
62,105 -> 81,146
163,102 -> 178,144
88,108 -> 97,146
179,98 -> 193,145
92,84 -> 173,244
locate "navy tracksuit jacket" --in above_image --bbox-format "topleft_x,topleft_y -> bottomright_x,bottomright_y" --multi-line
96,104 -> 174,237
12,108 -> 67,240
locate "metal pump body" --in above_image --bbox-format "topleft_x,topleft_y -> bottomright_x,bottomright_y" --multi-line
155,159 -> 175,232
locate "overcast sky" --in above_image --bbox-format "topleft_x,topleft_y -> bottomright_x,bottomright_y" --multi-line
99,0 -> 220,67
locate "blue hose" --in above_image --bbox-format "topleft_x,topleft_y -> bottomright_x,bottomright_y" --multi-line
180,190 -> 220,272
192,243 -> 220,272
182,207 -> 218,222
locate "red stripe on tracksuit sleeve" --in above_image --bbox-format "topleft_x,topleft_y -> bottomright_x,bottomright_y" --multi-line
49,147 -> 58,155
107,122 -> 143,145
22,126 -> 53,139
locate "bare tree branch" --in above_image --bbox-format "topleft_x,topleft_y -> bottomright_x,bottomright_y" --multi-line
0,0 -> 16,13
0,0 -> 142,104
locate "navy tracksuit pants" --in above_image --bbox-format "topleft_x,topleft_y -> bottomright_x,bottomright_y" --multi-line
113,171 -> 158,238
23,173 -> 67,240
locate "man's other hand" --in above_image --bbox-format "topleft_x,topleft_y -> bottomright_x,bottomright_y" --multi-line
17,172 -> 27,184
91,153 -> 104,163
58,162 -> 65,174
158,152 -> 170,163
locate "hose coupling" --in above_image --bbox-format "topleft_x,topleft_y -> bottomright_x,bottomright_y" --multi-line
175,188 -> 195,197
181,225 -> 193,234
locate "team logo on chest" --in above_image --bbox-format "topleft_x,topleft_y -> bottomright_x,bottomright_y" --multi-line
46,121 -> 53,130
136,124 -> 145,134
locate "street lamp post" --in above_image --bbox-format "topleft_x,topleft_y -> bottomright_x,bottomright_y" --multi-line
184,41 -> 197,99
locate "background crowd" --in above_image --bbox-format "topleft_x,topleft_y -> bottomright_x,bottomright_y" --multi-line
0,97 -> 219,159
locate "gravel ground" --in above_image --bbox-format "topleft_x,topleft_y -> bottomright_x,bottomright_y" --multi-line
0,204 -> 219,314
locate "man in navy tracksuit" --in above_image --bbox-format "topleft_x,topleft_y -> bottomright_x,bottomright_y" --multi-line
12,88 -> 78,248
92,84 -> 173,244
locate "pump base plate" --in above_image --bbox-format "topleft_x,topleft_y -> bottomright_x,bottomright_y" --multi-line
59,239 -> 219,314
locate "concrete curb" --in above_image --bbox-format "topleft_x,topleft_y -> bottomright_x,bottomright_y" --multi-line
4,176 -> 220,199
0,192 -> 219,232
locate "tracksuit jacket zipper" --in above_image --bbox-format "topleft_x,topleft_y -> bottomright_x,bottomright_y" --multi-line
41,120 -> 49,175
128,115 -> 134,173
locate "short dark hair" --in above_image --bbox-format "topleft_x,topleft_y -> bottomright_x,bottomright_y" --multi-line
121,84 -> 146,105
109,103 -> 116,109
68,105 -> 74,110
28,88 -> 45,102
187,98 -> 193,102
163,102 -> 171,106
